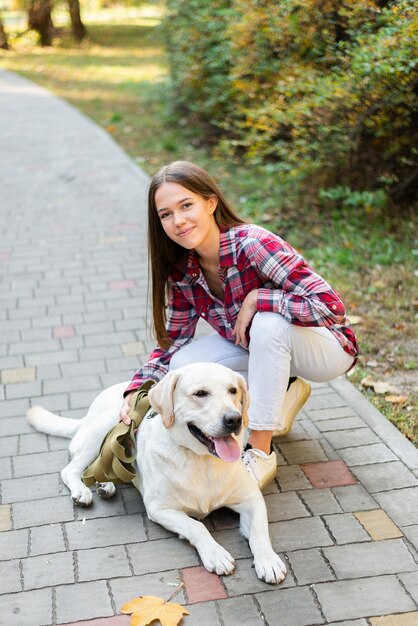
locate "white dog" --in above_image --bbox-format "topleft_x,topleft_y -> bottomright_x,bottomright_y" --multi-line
27,362 -> 286,584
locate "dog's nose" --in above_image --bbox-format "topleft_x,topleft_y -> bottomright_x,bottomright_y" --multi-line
222,411 -> 242,434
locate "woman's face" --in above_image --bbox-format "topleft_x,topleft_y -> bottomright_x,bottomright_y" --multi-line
155,182 -> 219,254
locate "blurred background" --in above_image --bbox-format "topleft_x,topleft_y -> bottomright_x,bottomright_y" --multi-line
0,0 -> 416,443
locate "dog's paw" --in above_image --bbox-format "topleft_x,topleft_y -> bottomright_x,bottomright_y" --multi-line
200,544 -> 236,576
71,486 -> 93,507
254,551 -> 287,584
96,482 -> 116,499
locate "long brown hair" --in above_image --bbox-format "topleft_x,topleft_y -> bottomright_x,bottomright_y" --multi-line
148,161 -> 246,349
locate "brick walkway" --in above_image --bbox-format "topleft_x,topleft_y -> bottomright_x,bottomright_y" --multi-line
1,69 -> 417,626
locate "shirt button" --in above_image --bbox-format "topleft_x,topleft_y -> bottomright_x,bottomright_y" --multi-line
192,272 -> 197,278
332,305 -> 337,310
202,312 -> 206,317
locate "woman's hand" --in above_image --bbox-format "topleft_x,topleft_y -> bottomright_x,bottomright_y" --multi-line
120,391 -> 135,425
232,289 -> 258,348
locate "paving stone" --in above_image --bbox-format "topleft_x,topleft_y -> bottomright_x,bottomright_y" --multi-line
61,360 -> 107,377
0,435 -> 18,458
120,486 -> 146,515
30,523 -> 66,556
277,440 -> 329,464
352,462 -> 418,493
19,432 -> 48,454
55,580 -> 113,624
354,509 -> 403,540
5,380 -> 42,400
109,570 -> 186,611
398,571 -> 418,604
0,558 -> 22,593
323,539 -> 417,579
301,460 -> 356,489
13,449 -> 69,478
209,507 -> 240,530
403,525 -> 418,552
332,485 -> 378,512
1,473 -> 61,503
0,588 -> 52,626
22,551 -> 75,590
221,556 -> 294,596
324,428 -> 380,449
217,595 -> 265,625
146,518 -> 176,540
0,504 -> 12,531
256,585 -> 324,626
43,375 -> 101,394
62,616 -> 129,626
323,512 -> 371,544
299,488 -> 342,515
0,416 -> 34,437
276,464 -> 313,491
326,621 -> 369,626
65,514 -> 146,550
269,516 -> 333,552
339,443 -> 398,466
210,527 -> 253,559
305,393 -> 347,411
264,491 -> 310,522
183,601 -> 221,625
181,566 -> 227,603
1,367 -> 36,384
286,547 -> 335,585
370,614 -> 418,626
128,537 -> 199,575
77,545 -> 132,581
0,398 -> 30,418
315,575 -> 416,622
309,406 -> 358,420
13,496 -> 75,529
0,456 -> 11,478
375,487 -> 418,526
316,416 -> 367,432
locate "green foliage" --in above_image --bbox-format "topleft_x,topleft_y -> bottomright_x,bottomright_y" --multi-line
163,0 -> 418,210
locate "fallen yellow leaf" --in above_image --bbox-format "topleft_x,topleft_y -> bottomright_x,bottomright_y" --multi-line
121,594 -> 189,626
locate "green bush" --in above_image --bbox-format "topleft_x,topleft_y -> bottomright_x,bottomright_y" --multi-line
163,0 -> 418,209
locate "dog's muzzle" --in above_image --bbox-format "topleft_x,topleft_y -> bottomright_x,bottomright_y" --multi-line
187,411 -> 243,463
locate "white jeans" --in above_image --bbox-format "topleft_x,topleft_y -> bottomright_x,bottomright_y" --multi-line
169,312 -> 354,431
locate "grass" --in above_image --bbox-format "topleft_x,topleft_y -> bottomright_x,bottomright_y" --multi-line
1,2 -> 416,445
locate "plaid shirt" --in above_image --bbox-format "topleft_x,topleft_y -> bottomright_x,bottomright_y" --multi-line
125,224 -> 358,394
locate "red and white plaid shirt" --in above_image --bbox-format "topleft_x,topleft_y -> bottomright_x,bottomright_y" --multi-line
125,224 -> 358,394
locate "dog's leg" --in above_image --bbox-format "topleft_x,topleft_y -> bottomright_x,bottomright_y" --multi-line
147,504 -> 236,576
61,447 -> 100,507
231,493 -> 287,584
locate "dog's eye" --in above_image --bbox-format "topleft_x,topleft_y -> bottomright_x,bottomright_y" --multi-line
229,387 -> 237,395
193,389 -> 209,397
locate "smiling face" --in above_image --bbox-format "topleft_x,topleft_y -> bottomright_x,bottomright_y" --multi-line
155,182 -> 220,256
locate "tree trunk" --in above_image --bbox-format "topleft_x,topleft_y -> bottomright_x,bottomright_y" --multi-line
0,15 -> 9,50
28,0 -> 54,46
68,0 -> 86,42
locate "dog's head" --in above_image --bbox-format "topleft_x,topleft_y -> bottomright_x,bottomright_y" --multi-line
148,363 -> 249,462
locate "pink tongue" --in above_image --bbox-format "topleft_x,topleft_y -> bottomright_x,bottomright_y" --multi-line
214,436 -> 241,462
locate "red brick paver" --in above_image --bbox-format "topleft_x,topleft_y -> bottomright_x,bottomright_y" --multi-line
181,566 -> 228,604
53,325 -> 76,338
301,460 -> 357,489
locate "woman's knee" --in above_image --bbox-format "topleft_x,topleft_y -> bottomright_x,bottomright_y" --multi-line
169,346 -> 195,370
250,312 -> 290,346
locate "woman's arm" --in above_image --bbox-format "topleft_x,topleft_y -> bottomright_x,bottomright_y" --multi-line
251,234 -> 346,328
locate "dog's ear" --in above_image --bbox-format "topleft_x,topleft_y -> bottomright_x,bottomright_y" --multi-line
236,373 -> 250,428
148,370 -> 181,428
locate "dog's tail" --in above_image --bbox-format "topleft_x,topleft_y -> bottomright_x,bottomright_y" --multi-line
27,406 -> 81,438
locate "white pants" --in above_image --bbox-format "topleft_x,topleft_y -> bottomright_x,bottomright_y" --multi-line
169,312 -> 354,431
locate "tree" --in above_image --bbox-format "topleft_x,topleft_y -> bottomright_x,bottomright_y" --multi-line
28,0 -> 54,46
0,14 -> 9,50
68,0 -> 86,42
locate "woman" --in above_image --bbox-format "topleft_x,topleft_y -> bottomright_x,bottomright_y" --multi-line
120,161 -> 358,489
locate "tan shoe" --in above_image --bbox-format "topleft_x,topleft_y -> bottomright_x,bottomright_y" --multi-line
273,377 -> 311,437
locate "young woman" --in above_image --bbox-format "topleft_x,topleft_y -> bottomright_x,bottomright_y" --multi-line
120,161 -> 358,489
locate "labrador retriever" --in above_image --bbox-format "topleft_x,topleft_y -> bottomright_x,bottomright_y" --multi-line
27,362 -> 286,584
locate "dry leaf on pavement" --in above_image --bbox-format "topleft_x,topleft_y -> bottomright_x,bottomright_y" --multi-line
121,594 -> 189,626
385,395 -> 408,404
